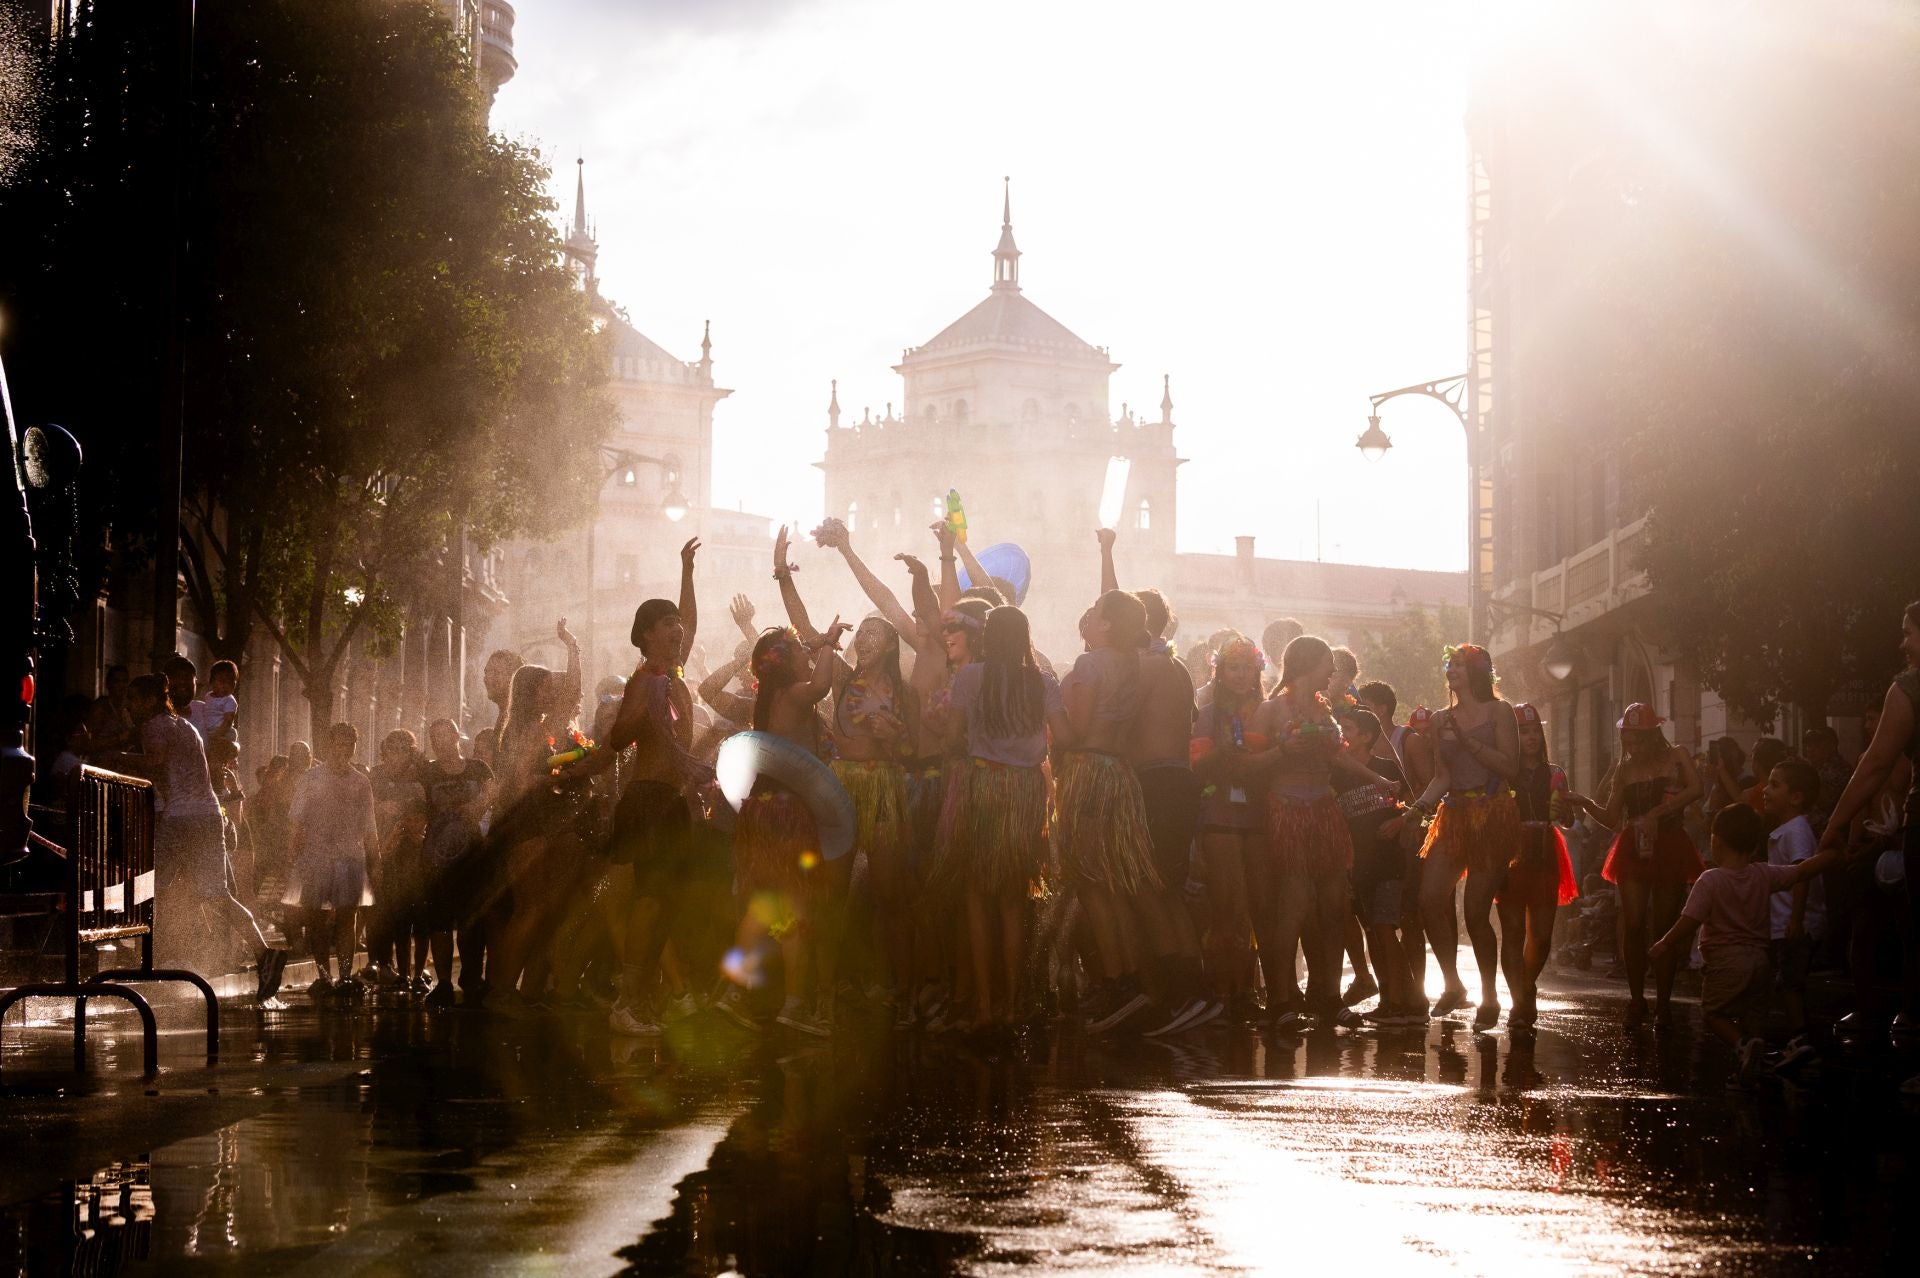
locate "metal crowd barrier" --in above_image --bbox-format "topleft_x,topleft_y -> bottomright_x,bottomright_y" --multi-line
0,765 -> 218,1077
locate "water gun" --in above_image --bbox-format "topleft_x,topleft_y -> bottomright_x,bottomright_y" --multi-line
945,489 -> 968,544
545,731 -> 596,771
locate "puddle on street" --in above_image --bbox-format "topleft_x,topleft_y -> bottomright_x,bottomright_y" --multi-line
1,995 -> 1915,1275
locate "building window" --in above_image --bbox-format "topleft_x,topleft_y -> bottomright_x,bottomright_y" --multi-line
951,399 -> 968,423
924,402 -> 939,421
616,553 -> 638,586
932,495 -> 945,521
847,500 -> 859,529
1136,500 -> 1151,531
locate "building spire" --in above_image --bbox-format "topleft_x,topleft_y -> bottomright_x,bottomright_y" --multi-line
564,156 -> 598,291
992,176 -> 1021,292
1160,373 -> 1173,425
828,378 -> 841,430
698,319 -> 712,377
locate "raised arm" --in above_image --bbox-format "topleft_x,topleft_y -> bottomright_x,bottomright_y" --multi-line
897,553 -> 940,636
931,520 -> 960,611
558,670 -> 664,780
553,618 -> 583,723
773,524 -> 823,645
728,593 -> 759,643
676,538 -> 701,662
956,534 -> 991,599
1097,527 -> 1119,595
698,646 -> 755,725
817,522 -> 918,642
803,618 -> 850,704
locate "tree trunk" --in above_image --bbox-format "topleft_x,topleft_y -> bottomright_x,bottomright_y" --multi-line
304,662 -> 338,742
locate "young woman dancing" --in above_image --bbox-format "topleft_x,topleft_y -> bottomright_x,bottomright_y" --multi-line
1497,703 -> 1594,1037
1409,644 -> 1521,1031
943,605 -> 1066,1029
1248,635 -> 1356,1030
727,621 -> 848,1035
1597,703 -> 1704,1028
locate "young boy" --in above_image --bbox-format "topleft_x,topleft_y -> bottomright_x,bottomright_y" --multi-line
189,659 -> 241,744
1649,804 -> 1835,1085
1763,758 -> 1824,1070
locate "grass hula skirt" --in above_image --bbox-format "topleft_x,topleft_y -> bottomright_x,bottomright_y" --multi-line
929,758 -> 1050,898
1501,820 -> 1579,908
734,780 -> 822,897
831,758 -> 909,866
1266,792 -> 1353,877
1419,786 -> 1521,876
1055,751 -> 1159,894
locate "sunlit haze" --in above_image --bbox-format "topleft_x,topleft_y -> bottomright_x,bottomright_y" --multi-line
492,0 -> 1475,570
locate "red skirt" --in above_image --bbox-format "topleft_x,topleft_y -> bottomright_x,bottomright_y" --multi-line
1266,792 -> 1353,878
1500,821 -> 1578,908
1601,821 -> 1704,886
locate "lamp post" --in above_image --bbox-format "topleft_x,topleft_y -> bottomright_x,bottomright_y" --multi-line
1354,374 -> 1489,643
583,448 -> 689,698
1487,598 -> 1576,685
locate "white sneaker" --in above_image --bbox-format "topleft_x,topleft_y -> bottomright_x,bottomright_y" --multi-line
609,1002 -> 662,1037
663,993 -> 702,1023
776,997 -> 830,1038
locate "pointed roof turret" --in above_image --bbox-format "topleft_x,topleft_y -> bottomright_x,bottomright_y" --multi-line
827,378 -> 841,430
699,319 -> 712,376
1160,373 -> 1173,424
564,156 -> 598,291
992,176 -> 1021,292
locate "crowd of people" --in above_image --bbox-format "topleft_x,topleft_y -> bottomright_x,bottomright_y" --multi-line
44,521 -> 1920,1091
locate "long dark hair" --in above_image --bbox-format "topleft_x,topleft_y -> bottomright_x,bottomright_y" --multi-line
499,664 -> 553,776
849,617 -> 918,744
979,606 -> 1045,739
750,628 -> 803,731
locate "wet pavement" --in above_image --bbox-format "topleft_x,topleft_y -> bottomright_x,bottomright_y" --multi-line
2,968 -> 1917,1275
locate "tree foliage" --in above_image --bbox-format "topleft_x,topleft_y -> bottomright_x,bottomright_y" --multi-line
1352,603 -> 1468,716
1520,8 -> 1920,721
0,0 -> 614,732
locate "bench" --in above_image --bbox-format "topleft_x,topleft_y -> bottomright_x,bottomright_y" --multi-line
0,766 -> 218,1077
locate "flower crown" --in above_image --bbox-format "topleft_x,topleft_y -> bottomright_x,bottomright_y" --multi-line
751,627 -> 804,680
1210,638 -> 1266,676
1443,643 -> 1494,675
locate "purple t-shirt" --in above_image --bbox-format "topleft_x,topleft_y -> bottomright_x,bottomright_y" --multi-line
949,663 -> 1062,768
1681,861 -> 1801,952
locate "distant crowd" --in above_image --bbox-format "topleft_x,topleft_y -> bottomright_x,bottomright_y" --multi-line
42,518 -> 1920,1093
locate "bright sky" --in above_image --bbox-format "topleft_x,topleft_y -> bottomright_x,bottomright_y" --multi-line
492,0 -> 1476,571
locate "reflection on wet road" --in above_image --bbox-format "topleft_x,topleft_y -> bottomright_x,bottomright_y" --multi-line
2,977 -> 1915,1274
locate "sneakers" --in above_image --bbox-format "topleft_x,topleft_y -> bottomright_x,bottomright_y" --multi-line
776,998 -> 831,1038
1774,1034 -> 1818,1076
1086,984 -> 1153,1034
1270,1005 -> 1307,1033
609,1002 -> 663,1037
663,993 -> 704,1024
1327,1005 -> 1366,1030
1143,997 -> 1208,1038
1341,977 -> 1380,1008
1736,1036 -> 1769,1085
715,988 -> 761,1032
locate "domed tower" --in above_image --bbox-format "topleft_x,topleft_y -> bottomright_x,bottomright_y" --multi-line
477,1 -> 516,110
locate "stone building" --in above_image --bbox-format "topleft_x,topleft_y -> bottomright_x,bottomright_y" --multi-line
819,187 -> 1464,660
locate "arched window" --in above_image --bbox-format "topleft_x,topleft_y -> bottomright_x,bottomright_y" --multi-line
932,494 -> 945,521
1136,500 -> 1152,531
891,491 -> 902,528
848,500 -> 859,529
1022,398 -> 1039,419
951,399 -> 968,423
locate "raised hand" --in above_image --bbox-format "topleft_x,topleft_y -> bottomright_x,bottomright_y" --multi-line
812,517 -> 850,550
817,616 -> 852,651
930,518 -> 955,556
680,536 -> 701,568
895,552 -> 928,579
1096,527 -> 1117,550
774,524 -> 791,571
729,592 -> 756,632
556,617 -> 578,648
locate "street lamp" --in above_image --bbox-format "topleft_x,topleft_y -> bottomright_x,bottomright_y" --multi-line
585,447 -> 695,698
1357,374 -> 1485,643
1488,597 -> 1577,684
